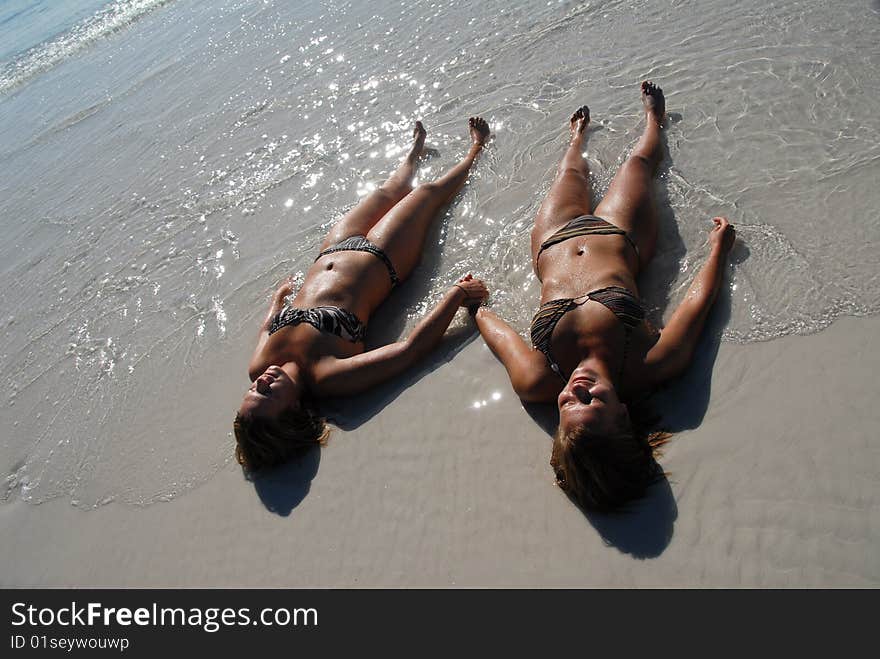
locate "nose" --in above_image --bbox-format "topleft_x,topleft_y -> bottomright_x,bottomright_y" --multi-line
559,388 -> 588,408
568,381 -> 593,404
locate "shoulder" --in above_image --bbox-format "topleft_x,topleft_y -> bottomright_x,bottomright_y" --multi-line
512,362 -> 562,403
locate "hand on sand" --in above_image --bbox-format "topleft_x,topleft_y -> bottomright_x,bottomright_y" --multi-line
709,216 -> 736,255
452,274 -> 489,313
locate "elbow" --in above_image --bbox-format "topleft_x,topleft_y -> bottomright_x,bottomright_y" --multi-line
512,373 -> 545,403
396,338 -> 424,365
664,347 -> 696,382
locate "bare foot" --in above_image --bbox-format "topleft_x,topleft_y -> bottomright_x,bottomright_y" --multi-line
641,80 -> 665,124
569,105 -> 590,141
468,116 -> 490,146
407,120 -> 427,160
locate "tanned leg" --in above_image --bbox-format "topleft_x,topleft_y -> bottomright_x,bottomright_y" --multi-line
530,106 -> 593,270
593,81 -> 666,268
320,122 -> 427,250
366,117 -> 490,282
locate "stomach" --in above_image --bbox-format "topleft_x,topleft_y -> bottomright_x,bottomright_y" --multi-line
291,251 -> 394,320
538,239 -> 640,303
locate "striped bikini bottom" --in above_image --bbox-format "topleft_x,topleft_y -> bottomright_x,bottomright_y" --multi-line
535,215 -> 639,278
316,235 -> 399,287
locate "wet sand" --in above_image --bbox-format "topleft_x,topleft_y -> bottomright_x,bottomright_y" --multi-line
4,314 -> 877,587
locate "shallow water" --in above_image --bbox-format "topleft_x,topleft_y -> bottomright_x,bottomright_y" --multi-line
1,0 -> 878,507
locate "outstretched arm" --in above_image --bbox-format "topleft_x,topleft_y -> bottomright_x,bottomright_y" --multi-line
312,276 -> 488,397
473,307 -> 557,402
645,217 -> 736,385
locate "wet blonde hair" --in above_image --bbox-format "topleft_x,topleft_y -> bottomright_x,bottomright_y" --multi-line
550,421 -> 670,512
233,406 -> 329,471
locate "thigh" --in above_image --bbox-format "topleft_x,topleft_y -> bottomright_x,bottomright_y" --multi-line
530,175 -> 593,267
320,188 -> 399,251
593,156 -> 658,266
366,184 -> 445,282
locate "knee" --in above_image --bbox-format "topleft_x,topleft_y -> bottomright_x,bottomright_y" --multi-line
626,154 -> 657,171
415,182 -> 440,195
375,186 -> 404,203
558,166 -> 587,181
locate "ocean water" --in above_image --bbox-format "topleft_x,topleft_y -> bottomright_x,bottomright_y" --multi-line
1,0 -> 878,507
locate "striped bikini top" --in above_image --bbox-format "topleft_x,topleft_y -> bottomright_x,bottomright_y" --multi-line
530,286 -> 645,382
268,305 -> 366,343
535,215 -> 639,275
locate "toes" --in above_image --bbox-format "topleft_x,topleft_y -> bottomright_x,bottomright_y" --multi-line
641,80 -> 663,97
570,105 -> 590,128
468,116 -> 489,141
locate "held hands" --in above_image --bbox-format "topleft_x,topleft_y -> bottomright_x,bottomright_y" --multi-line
709,216 -> 736,256
452,273 -> 489,313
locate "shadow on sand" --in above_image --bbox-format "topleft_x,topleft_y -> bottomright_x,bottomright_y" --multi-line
324,325 -> 476,431
525,397 -> 679,559
249,445 -> 321,517
649,240 -> 746,432
582,477 -> 678,559
248,325 -> 478,516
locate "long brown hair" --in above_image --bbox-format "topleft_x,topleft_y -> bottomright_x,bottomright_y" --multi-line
550,418 -> 670,512
233,406 -> 329,471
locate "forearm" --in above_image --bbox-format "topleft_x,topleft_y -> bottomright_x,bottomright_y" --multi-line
473,306 -> 552,400
404,287 -> 466,358
678,245 -> 727,335
474,307 -> 529,371
646,218 -> 735,384
314,285 -> 483,396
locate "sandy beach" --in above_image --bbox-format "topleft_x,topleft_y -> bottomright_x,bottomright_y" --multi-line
1,0 -> 878,587
3,314 -> 877,587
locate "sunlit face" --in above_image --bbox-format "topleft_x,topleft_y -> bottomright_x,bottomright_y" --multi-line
557,366 -> 630,437
238,365 -> 301,419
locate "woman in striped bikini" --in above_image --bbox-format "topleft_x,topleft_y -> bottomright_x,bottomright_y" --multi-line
474,83 -> 736,511
235,118 -> 491,470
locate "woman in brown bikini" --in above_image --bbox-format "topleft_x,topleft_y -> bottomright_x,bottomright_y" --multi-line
474,83 -> 736,510
236,117 -> 491,470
